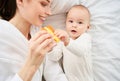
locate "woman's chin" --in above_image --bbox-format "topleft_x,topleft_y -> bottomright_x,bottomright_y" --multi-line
35,22 -> 43,27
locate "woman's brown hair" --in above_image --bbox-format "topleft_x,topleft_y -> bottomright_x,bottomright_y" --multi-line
0,0 -> 16,21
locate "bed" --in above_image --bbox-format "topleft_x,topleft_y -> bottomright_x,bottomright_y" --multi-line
43,0 -> 120,81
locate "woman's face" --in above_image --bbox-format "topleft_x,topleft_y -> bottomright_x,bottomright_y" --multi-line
17,0 -> 52,27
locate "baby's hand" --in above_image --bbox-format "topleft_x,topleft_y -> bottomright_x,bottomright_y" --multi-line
54,29 -> 70,46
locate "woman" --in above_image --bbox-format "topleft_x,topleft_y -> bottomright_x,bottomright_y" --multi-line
0,0 -> 55,81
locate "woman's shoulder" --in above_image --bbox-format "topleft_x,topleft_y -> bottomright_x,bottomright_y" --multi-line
0,19 -> 11,29
0,19 -> 8,23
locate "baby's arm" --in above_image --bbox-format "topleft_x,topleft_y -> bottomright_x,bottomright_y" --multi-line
66,33 -> 92,57
46,42 -> 64,61
43,45 -> 68,81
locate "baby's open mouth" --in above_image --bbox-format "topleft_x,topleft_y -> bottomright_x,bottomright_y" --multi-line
71,30 -> 77,33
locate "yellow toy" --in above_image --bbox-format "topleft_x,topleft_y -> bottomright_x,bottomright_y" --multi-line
41,26 -> 60,43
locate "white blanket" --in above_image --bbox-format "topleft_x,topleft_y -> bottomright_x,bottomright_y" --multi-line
42,0 -> 120,81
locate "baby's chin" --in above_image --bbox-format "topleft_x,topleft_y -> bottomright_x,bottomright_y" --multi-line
70,33 -> 81,40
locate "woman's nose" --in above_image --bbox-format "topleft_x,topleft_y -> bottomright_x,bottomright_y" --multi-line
46,7 -> 52,16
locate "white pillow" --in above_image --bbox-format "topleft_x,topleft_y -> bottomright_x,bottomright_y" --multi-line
51,0 -> 80,14
43,13 -> 66,29
43,0 -> 81,29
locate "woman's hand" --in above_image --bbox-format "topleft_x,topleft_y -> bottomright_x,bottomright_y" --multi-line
54,29 -> 70,46
19,30 -> 56,81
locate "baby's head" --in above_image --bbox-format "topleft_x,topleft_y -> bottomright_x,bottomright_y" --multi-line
66,5 -> 90,40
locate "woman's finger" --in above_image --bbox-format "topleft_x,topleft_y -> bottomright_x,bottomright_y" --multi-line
29,33 -> 52,51
36,38 -> 56,54
30,30 -> 47,42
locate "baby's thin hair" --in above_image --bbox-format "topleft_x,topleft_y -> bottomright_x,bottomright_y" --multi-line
66,4 -> 90,17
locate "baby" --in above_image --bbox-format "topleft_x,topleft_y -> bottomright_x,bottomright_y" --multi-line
44,5 -> 93,81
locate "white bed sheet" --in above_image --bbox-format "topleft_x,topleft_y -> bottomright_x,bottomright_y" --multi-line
43,0 -> 120,81
83,0 -> 120,81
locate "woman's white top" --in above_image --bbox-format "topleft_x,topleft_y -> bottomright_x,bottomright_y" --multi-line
0,19 -> 43,81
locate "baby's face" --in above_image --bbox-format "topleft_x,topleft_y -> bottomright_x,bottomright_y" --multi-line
66,7 -> 90,40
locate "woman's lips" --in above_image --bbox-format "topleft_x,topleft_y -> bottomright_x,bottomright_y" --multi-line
39,16 -> 46,23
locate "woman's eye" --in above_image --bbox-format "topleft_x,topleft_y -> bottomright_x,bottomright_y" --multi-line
41,2 -> 48,7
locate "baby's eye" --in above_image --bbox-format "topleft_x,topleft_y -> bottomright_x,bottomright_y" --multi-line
78,22 -> 82,24
68,20 -> 73,23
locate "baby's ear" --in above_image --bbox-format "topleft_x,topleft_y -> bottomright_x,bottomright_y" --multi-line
88,26 -> 90,29
87,26 -> 89,29
87,24 -> 91,29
